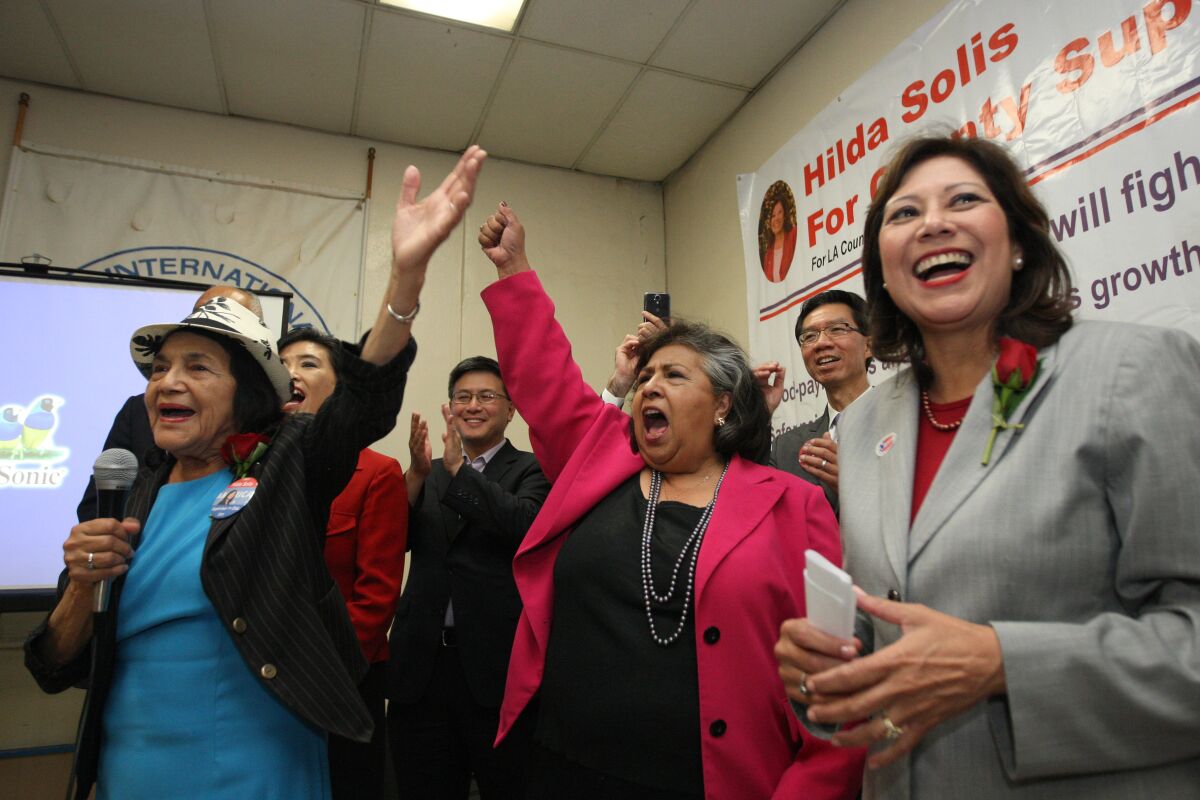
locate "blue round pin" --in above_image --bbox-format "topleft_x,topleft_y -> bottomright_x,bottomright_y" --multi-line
211,477 -> 258,519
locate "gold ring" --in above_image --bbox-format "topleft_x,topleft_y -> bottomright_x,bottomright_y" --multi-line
881,713 -> 904,741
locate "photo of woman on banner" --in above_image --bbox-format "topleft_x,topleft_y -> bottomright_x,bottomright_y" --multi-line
758,180 -> 799,283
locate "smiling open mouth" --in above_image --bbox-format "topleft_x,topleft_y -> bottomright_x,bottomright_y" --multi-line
159,405 -> 195,420
282,385 -> 306,412
915,251 -> 973,283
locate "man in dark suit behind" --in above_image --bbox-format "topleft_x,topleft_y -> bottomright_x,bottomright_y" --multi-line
388,356 -> 550,800
765,290 -> 872,514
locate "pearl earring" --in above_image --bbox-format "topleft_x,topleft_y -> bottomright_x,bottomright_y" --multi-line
1014,256 -> 1024,270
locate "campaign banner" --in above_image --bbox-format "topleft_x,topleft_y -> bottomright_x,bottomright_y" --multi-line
0,142 -> 367,336
738,0 -> 1200,434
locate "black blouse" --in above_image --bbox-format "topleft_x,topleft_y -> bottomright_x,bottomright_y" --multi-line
536,474 -> 705,795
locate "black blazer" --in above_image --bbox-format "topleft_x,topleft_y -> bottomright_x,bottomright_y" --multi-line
769,408 -> 838,515
75,394 -> 156,523
388,441 -> 550,708
25,340 -> 414,800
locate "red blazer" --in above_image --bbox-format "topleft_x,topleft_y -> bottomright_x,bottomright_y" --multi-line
762,226 -> 797,282
483,272 -> 863,800
325,448 -> 407,664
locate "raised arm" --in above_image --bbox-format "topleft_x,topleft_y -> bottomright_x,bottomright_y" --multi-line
605,312 -> 670,405
477,204 -> 616,480
362,146 -> 486,365
307,147 -> 487,518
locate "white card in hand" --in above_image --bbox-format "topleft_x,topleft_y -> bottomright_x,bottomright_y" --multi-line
804,549 -> 855,639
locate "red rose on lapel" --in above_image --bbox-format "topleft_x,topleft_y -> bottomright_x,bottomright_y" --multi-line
982,338 -> 1041,466
221,433 -> 271,478
223,433 -> 269,462
995,337 -> 1038,390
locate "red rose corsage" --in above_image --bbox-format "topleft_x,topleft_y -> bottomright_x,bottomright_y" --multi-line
982,337 -> 1040,466
221,433 -> 271,479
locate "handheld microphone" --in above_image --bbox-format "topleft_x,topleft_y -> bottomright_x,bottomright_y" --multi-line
92,448 -> 139,613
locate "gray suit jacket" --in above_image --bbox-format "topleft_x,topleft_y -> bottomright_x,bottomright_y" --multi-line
770,409 -> 838,514
838,321 -> 1200,799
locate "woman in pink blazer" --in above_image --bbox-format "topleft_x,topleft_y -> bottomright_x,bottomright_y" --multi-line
475,205 -> 863,800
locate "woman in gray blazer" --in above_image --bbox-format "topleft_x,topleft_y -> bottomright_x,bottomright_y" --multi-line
776,133 -> 1200,798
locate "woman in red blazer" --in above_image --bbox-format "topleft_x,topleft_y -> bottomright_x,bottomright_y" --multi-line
476,205 -> 863,800
281,328 -> 407,800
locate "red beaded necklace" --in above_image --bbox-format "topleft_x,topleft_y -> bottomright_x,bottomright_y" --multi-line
921,390 -> 964,432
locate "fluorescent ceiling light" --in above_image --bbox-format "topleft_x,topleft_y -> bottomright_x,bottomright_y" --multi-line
379,0 -> 526,32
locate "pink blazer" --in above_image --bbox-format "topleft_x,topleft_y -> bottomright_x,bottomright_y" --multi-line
483,271 -> 863,800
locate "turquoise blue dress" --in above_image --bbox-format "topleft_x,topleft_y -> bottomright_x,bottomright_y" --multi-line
98,469 -> 330,800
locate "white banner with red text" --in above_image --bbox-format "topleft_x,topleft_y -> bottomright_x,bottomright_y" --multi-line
738,0 -> 1199,434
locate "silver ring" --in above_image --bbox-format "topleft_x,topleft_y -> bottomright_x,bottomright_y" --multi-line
881,712 -> 904,741
86,552 -> 96,571
797,674 -> 810,697
820,459 -> 827,469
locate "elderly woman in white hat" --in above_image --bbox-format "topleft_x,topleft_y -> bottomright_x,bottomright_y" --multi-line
25,147 -> 486,800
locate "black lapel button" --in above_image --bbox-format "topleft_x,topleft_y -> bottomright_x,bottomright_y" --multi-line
709,719 -> 727,737
887,589 -> 901,601
703,626 -> 720,644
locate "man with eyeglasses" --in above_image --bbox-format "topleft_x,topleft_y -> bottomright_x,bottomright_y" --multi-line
388,356 -> 550,799
763,290 -> 872,514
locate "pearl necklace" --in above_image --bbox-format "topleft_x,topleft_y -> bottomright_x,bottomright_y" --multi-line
921,390 -> 963,431
641,462 -> 730,647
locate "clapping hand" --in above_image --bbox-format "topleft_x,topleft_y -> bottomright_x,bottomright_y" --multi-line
801,435 -> 839,494
441,403 -> 466,477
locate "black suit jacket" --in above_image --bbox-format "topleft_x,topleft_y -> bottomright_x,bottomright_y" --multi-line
388,441 -> 550,709
26,340 -> 414,799
76,394 -> 156,522
769,408 -> 838,515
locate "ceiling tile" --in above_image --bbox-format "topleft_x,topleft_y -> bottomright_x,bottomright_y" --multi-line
652,0 -> 839,87
356,11 -> 511,151
518,0 -> 689,63
477,42 -> 638,168
208,0 -> 364,132
43,0 -> 222,111
0,2 -> 79,88
579,71 -> 746,181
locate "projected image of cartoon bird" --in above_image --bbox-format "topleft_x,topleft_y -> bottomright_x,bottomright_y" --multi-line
0,407 -> 21,456
22,398 -> 58,451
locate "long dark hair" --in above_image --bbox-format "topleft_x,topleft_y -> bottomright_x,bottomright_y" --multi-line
861,134 -> 1074,384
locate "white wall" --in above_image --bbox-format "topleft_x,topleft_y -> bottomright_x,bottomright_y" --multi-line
0,76 -> 665,460
663,0 -> 948,342
0,75 -> 663,754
